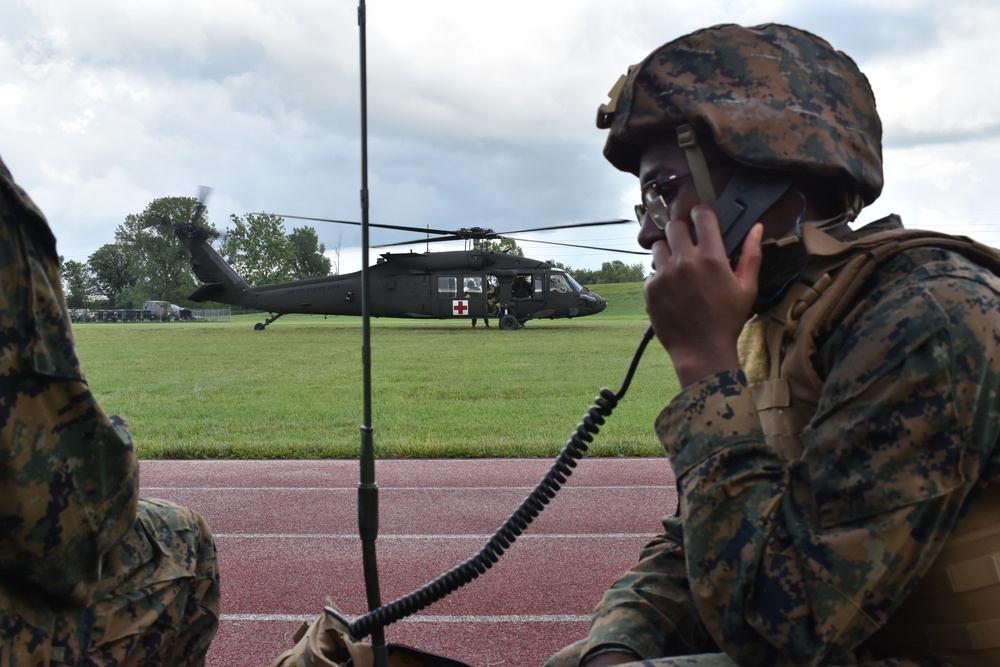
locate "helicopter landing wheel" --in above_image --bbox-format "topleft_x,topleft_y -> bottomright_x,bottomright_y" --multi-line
498,314 -> 519,331
253,312 -> 284,330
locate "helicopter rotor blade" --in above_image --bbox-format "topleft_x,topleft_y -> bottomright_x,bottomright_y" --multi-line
268,214 -> 634,241
497,218 -> 632,235
197,185 -> 213,207
373,235 -> 465,249
267,213 -> 457,237
261,213 -> 643,254
373,233 -> 649,256
188,185 -> 212,225
174,186 -> 216,240
503,235 -> 649,256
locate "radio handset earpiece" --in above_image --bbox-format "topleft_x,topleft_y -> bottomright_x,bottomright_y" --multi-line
676,124 -> 792,259
714,168 -> 792,258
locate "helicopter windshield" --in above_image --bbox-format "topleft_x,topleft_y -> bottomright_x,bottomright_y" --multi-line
550,272 -> 579,294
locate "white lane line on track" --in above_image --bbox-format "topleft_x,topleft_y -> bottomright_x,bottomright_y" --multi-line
213,533 -> 657,539
142,485 -> 673,492
221,613 -> 590,623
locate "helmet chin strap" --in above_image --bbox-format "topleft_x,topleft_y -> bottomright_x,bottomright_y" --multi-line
677,124 -> 793,258
676,125 -> 718,207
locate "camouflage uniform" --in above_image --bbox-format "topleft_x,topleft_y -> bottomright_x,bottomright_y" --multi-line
0,155 -> 220,665
550,224 -> 1000,667
547,24 -> 1000,667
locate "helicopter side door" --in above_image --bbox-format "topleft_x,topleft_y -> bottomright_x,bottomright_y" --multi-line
432,275 -> 488,320
507,272 -> 545,318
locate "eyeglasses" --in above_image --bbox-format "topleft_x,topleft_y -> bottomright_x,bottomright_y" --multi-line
635,162 -> 723,229
634,169 -> 698,230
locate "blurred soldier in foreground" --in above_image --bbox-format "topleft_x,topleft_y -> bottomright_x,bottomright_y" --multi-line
548,23 -> 1000,667
0,156 -> 220,665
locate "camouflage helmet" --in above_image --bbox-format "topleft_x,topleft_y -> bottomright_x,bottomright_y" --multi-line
598,23 -> 884,206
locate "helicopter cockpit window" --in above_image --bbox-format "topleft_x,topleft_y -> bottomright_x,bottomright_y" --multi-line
438,276 -> 458,297
550,273 -> 574,294
463,277 -> 483,294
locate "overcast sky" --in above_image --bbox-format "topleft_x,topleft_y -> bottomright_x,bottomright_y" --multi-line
2,0 -> 999,277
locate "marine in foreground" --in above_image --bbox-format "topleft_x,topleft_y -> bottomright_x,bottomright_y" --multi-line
0,156 -> 220,665
547,22 -> 1000,667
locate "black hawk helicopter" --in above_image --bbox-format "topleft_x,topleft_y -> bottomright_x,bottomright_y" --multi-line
174,208 -> 639,330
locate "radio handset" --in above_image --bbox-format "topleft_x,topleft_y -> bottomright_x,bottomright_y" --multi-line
677,124 -> 792,259
714,169 -> 793,257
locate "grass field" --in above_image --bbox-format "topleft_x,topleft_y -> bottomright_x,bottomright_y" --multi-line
72,282 -> 679,459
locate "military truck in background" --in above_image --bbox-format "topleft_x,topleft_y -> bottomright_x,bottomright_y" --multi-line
141,300 -> 193,321
71,300 -> 194,323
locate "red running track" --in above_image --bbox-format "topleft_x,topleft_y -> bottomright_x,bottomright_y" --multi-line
140,458 -> 678,667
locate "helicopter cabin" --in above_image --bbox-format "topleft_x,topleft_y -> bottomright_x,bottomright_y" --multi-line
428,269 -> 591,326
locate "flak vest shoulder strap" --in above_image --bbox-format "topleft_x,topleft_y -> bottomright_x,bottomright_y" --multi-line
737,221 -> 1000,665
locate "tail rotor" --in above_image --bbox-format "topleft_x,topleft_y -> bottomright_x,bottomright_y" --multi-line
178,186 -> 214,240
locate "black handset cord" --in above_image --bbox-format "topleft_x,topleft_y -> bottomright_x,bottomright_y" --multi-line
336,325 -> 657,639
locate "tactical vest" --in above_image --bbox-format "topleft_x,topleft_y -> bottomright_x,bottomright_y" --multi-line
739,220 -> 1000,666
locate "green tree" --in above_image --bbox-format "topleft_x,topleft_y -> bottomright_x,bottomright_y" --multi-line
59,258 -> 91,309
288,226 -> 332,279
115,196 -> 212,305
549,259 -> 645,285
567,267 -> 598,284
88,243 -> 136,308
597,259 -> 645,283
220,213 -> 294,285
481,238 -> 523,256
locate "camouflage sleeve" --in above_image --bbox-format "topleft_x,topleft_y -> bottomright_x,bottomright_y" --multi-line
0,165 -> 139,606
654,249 -> 1000,665
579,515 -> 716,659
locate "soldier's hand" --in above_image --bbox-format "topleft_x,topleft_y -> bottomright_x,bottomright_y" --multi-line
644,206 -> 762,388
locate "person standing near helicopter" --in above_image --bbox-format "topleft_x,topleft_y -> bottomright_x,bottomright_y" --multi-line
547,23 -> 1000,667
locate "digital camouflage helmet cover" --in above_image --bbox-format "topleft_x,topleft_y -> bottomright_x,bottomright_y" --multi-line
598,23 -> 884,210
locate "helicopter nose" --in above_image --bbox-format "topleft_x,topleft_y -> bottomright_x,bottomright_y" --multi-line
580,291 -> 607,313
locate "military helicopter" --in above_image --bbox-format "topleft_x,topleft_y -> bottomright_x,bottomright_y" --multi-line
174,209 -> 639,330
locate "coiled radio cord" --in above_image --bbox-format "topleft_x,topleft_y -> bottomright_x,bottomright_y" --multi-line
335,325 -> 656,639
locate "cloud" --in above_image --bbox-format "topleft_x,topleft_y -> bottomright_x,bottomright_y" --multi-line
2,0 -> 999,276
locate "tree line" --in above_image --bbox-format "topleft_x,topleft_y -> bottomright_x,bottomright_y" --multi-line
59,196 -> 334,309
557,260 -> 645,285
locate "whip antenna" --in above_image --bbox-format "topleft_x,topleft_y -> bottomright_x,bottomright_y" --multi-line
356,1 -> 388,666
